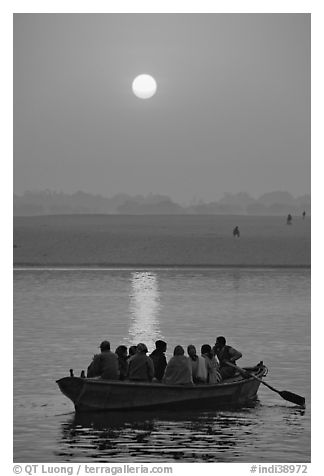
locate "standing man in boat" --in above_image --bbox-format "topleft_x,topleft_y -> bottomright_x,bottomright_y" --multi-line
213,336 -> 242,379
149,340 -> 168,382
87,340 -> 120,380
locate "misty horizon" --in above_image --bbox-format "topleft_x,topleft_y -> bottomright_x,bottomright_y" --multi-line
13,188 -> 311,216
14,187 -> 310,204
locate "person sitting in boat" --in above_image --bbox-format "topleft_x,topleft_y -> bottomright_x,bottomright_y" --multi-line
127,343 -> 155,382
201,344 -> 222,384
163,345 -> 193,385
127,345 -> 137,359
115,345 -> 128,381
87,340 -> 120,380
149,340 -> 168,382
213,336 -> 242,379
187,344 -> 207,384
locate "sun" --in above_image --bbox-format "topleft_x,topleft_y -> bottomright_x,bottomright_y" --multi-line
132,74 -> 157,99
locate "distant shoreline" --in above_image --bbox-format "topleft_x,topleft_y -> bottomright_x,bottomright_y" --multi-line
14,214 -> 311,268
14,263 -> 310,269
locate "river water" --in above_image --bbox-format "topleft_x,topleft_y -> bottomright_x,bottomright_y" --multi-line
13,267 -> 310,462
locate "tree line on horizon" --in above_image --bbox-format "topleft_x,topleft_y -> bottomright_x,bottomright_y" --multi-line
13,190 -> 311,216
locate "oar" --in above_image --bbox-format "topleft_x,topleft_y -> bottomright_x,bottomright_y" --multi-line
225,361 -> 305,407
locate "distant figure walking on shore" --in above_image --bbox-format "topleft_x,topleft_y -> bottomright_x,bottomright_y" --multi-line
233,226 -> 240,238
286,214 -> 292,225
302,211 -> 306,219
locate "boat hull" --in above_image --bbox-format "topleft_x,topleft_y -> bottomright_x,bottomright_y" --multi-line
57,363 -> 267,412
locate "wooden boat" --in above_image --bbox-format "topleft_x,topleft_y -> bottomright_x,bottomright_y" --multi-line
57,362 -> 267,412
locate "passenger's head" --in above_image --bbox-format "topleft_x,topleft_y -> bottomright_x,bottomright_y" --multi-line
201,344 -> 212,356
155,340 -> 167,352
173,345 -> 185,356
187,344 -> 197,358
128,345 -> 137,357
115,345 -> 128,358
99,340 -> 110,351
137,343 -> 148,354
215,336 -> 226,350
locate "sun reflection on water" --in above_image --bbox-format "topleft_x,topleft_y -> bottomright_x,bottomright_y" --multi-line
127,272 -> 162,351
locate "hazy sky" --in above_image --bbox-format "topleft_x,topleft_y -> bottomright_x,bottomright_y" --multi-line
13,13 -> 310,202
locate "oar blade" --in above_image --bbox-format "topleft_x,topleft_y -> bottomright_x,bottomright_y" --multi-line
279,390 -> 305,407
